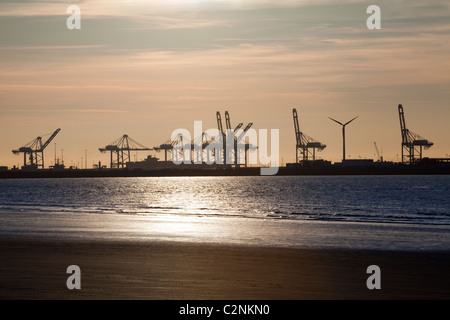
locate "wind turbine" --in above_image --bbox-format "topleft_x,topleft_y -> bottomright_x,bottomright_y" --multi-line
329,116 -> 359,161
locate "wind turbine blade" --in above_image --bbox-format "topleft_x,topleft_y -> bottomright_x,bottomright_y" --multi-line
328,117 -> 343,126
344,116 -> 359,126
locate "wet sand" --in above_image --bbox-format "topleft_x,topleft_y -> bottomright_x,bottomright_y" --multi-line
0,236 -> 449,300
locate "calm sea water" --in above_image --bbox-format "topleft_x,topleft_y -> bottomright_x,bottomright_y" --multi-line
0,175 -> 449,226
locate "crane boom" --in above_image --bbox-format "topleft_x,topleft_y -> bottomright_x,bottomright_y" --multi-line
237,123 -> 253,142
225,111 -> 232,131
374,142 -> 382,162
293,108 -> 301,148
398,104 -> 409,145
216,112 -> 224,136
41,128 -> 61,151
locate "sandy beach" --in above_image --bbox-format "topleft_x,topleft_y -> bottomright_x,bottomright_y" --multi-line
1,236 -> 449,300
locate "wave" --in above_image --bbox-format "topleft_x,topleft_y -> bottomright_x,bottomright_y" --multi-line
1,204 -> 449,226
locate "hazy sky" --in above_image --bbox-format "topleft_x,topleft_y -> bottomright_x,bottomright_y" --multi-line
1,0 -> 449,168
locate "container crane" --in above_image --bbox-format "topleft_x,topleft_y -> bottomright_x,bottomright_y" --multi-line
225,111 -> 243,133
293,108 -> 326,162
224,111 -> 246,165
235,122 -> 254,167
99,134 -> 152,169
155,123 -> 214,164
374,142 -> 383,162
12,128 -> 61,169
398,104 -> 433,164
153,140 -> 177,162
218,111 -> 253,166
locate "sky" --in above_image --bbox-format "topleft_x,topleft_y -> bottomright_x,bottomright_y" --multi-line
1,0 -> 449,168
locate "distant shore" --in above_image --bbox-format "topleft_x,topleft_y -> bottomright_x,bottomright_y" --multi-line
1,163 -> 450,179
1,236 -> 449,299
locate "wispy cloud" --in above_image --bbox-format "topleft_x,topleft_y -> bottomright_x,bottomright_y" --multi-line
67,108 -> 129,113
1,0 -> 449,165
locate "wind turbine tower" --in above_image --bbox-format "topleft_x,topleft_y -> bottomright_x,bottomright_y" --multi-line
329,116 -> 358,161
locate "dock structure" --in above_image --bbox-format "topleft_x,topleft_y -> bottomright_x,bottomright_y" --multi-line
293,108 -> 326,163
99,134 -> 152,169
12,128 -> 61,170
398,104 -> 433,164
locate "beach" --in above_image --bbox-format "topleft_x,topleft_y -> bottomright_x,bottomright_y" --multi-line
1,236 -> 449,300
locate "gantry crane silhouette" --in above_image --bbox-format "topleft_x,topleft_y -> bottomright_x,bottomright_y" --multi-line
154,128 -> 210,163
292,108 -> 326,162
99,134 -> 152,168
217,111 -> 253,166
154,111 -> 254,165
398,104 -> 433,164
12,128 -> 61,169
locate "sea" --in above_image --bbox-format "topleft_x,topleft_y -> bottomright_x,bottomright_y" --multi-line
0,175 -> 449,250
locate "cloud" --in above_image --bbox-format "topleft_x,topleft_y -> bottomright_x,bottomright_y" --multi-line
66,109 -> 130,113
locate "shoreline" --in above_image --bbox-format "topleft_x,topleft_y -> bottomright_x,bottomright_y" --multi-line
1,210 -> 450,251
1,236 -> 449,300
